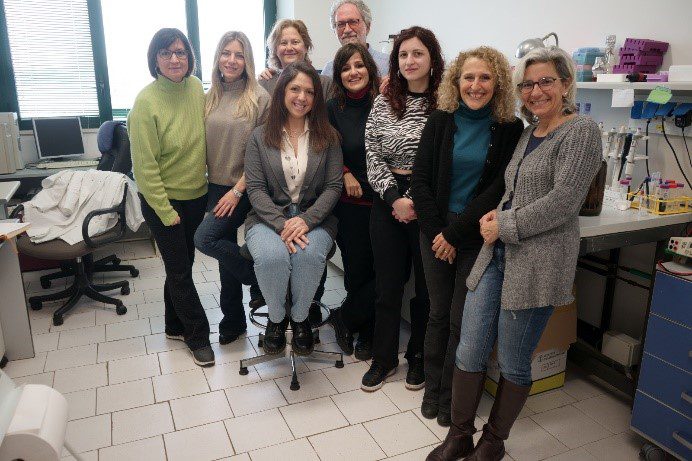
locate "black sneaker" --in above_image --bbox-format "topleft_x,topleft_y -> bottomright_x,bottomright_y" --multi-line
290,319 -> 315,356
405,355 -> 425,390
329,308 -> 353,355
219,329 -> 246,345
361,360 -> 398,392
354,336 -> 372,361
263,319 -> 287,354
420,401 -> 438,419
191,346 -> 215,367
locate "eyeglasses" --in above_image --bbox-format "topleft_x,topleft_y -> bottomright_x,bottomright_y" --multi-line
336,18 -> 361,31
158,49 -> 188,61
517,76 -> 562,93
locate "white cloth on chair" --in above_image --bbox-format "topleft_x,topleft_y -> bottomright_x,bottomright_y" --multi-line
23,170 -> 143,245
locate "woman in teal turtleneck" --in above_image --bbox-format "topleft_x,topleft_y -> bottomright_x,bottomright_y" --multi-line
410,47 -> 523,430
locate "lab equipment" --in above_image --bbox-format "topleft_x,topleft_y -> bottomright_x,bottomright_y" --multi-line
0,112 -> 23,174
667,236 -> 692,258
515,32 -> 558,58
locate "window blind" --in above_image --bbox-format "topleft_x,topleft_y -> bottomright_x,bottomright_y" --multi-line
4,0 -> 99,118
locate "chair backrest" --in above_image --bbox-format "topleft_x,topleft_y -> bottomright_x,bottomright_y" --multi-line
97,122 -> 133,178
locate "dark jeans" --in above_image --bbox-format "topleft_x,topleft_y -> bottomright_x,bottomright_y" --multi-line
370,177 -> 430,370
139,193 -> 210,351
334,201 -> 376,339
420,224 -> 479,412
193,183 -> 257,336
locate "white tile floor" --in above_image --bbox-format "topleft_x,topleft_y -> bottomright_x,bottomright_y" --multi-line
8,245 -> 648,461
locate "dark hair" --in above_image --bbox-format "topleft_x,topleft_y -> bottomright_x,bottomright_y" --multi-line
264,61 -> 340,153
147,28 -> 196,79
385,26 -> 444,119
331,43 -> 379,108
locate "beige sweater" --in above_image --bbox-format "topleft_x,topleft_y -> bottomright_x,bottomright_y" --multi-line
205,79 -> 270,186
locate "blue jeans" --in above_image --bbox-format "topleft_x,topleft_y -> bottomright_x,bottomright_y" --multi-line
193,183 -> 258,336
245,222 -> 333,323
455,245 -> 553,386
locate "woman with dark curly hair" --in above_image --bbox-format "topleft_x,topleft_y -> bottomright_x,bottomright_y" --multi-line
361,26 -> 444,392
411,47 -> 523,427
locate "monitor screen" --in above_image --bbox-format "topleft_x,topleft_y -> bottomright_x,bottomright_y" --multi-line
32,117 -> 85,159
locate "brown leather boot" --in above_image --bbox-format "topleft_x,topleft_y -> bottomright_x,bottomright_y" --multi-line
426,368 -> 485,461
465,376 -> 531,461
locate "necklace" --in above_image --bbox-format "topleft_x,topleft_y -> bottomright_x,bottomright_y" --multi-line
285,125 -> 302,138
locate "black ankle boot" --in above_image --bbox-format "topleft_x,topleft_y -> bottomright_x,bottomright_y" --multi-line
291,319 -> 314,356
263,318 -> 287,354
329,308 -> 353,355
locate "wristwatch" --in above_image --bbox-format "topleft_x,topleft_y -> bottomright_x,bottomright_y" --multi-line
231,188 -> 243,198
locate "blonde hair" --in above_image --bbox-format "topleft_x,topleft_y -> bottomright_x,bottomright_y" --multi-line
437,46 -> 516,123
266,19 -> 313,71
205,31 -> 260,120
513,46 -> 577,124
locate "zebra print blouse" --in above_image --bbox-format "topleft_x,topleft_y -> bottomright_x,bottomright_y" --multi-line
365,93 -> 430,204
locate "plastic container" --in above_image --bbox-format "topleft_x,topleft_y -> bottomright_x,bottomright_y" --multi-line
613,64 -> 659,74
622,38 -> 669,54
618,53 -> 664,67
573,50 -> 605,66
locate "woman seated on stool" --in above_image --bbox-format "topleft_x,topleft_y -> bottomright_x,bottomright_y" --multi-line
244,61 -> 342,356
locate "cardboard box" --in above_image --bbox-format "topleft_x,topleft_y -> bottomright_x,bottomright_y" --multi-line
484,293 -> 577,397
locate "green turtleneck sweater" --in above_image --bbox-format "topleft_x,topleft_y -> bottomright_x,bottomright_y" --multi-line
128,75 -> 207,225
449,101 -> 493,213
205,78 -> 270,187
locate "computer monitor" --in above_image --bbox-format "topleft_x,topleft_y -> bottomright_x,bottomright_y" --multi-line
32,116 -> 86,160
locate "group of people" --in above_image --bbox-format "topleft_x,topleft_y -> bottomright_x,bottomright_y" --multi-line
127,1 -> 602,460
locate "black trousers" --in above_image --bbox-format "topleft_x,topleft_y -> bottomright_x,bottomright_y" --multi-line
139,193 -> 211,351
420,227 -> 479,413
370,187 -> 430,370
334,201 -> 376,339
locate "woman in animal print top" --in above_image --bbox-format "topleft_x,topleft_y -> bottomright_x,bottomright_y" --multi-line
361,26 -> 444,392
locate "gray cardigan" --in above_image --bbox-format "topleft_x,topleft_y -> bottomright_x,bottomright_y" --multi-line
466,115 -> 602,309
243,125 -> 343,239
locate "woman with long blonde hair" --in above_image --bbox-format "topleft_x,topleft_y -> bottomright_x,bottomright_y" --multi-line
194,31 -> 271,345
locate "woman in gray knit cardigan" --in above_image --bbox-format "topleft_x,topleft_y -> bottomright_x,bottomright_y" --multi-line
428,47 -> 602,461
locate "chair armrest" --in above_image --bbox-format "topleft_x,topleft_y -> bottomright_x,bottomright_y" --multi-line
82,184 -> 128,248
9,204 -> 24,221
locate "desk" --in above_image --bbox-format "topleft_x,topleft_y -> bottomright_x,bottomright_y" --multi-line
0,238 -> 35,360
0,166 -> 95,201
0,182 -> 19,219
572,208 -> 691,396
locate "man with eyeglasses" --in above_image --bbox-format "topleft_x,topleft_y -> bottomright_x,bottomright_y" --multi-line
321,0 -> 389,77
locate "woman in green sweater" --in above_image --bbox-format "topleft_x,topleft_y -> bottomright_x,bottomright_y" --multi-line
128,28 -> 214,367
193,31 -> 270,345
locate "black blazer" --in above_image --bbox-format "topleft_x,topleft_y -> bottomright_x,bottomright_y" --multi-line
411,109 -> 524,249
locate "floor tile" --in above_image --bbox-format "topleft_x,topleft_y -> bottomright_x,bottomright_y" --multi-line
53,363 -> 107,393
309,424 -> 385,460
105,318 -> 151,341
45,345 -> 97,371
158,348 -> 197,375
164,421 -> 233,461
29,312 -> 52,334
58,325 -> 105,349
385,445 -> 438,461
331,388 -> 400,425
504,417 -> 569,461
382,379 -> 424,411
253,356 -> 310,381
205,307 -> 224,324
225,380 -> 287,417
152,368 -> 209,402
4,352 -> 47,378
99,435 -> 167,461
33,332 -> 60,352
132,276 -> 166,292
322,359 -> 369,394
211,338 -> 256,365
170,390 -> 233,430
108,353 -> 161,385
573,394 -> 632,434
545,447 -> 598,460
413,408 -> 483,442
477,392 -> 534,422
112,402 -> 175,445
531,404 -> 613,449
136,301 -> 166,319
363,411 -> 438,457
142,288 -> 165,303
149,315 -> 165,334
13,371 -> 54,387
63,388 -> 96,421
50,310 -> 96,332
279,396 -> 348,438
525,389 -> 577,413
64,414 -> 111,453
203,360 -> 261,391
250,438 -> 319,461
224,408 -> 293,453
95,304 -> 139,325
583,431 -> 645,461
144,332 -> 187,354
562,371 -> 606,401
61,449 -> 98,461
275,369 -> 338,404
97,337 -> 147,362
96,378 -> 155,414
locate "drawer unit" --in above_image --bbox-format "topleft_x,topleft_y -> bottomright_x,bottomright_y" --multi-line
643,313 -> 691,372
638,353 -> 692,416
650,271 -> 692,326
631,391 -> 692,461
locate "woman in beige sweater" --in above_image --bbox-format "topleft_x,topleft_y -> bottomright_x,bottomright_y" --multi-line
193,31 -> 270,345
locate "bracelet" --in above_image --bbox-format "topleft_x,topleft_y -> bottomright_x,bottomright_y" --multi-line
231,188 -> 243,198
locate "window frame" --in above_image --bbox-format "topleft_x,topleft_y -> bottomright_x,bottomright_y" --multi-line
0,0 -> 276,130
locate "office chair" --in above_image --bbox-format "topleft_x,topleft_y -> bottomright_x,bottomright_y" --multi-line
237,244 -> 343,391
37,122 -> 139,290
11,185 -> 133,326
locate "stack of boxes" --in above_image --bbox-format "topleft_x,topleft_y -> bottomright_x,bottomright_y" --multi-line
614,38 -> 669,79
572,47 -> 605,82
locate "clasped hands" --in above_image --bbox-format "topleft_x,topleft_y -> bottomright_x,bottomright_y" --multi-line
479,209 -> 499,245
391,197 -> 416,223
280,216 -> 309,254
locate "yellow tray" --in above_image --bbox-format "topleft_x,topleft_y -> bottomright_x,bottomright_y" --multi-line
627,192 -> 692,215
